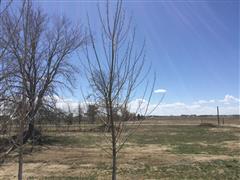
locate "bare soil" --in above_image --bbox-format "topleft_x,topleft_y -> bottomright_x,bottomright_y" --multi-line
0,118 -> 239,179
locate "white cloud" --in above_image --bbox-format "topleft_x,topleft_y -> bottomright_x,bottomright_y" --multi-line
129,94 -> 240,115
147,103 -> 239,116
55,97 -> 93,115
220,94 -> 240,104
55,97 -> 79,114
194,99 -> 216,105
209,99 -> 215,103
128,98 -> 149,113
55,94 -> 240,116
196,100 -> 208,104
154,89 -> 167,93
161,102 -> 186,107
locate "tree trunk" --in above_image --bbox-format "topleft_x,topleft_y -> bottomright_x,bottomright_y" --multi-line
112,142 -> 117,180
18,144 -> 23,180
110,103 -> 117,180
23,122 -> 34,144
18,116 -> 24,180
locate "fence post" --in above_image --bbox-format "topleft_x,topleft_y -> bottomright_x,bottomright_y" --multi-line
217,106 -> 220,126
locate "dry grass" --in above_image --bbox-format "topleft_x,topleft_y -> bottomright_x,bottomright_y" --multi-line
0,118 -> 239,179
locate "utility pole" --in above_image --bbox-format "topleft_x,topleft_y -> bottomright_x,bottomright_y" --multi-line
217,106 -> 220,126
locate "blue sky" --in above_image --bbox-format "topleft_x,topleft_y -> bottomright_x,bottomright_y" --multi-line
13,1 -> 240,115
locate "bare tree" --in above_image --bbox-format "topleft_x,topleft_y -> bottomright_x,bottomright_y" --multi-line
0,1 -> 87,178
0,0 -> 15,62
0,0 -> 12,16
66,103 -> 73,131
78,103 -> 83,124
83,1 -> 160,179
86,104 -> 98,123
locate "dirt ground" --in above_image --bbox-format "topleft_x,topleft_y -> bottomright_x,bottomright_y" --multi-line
0,118 -> 239,179
1,145 -> 239,180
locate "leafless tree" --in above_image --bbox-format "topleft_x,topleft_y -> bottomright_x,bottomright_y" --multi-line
0,0 -> 15,62
66,103 -> 73,131
86,104 -> 98,123
83,1 -> 161,179
0,1 -> 87,179
0,0 -> 12,16
78,103 -> 83,124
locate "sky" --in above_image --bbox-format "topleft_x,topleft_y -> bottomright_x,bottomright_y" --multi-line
11,0 -> 240,115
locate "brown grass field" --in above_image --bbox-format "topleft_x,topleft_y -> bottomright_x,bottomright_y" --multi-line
0,117 -> 239,179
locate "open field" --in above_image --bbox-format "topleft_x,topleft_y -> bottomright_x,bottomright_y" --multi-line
0,118 -> 240,179
0,0 -> 239,179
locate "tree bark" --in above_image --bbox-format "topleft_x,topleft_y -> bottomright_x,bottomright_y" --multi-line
23,122 -> 34,144
110,102 -> 117,180
112,142 -> 117,180
18,115 -> 24,180
18,144 -> 23,180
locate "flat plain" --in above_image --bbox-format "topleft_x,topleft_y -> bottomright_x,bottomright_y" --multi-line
0,117 -> 239,180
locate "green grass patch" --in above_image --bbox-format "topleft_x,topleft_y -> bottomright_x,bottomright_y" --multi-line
118,159 -> 240,179
130,125 -> 239,145
42,134 -> 99,147
170,143 -> 229,155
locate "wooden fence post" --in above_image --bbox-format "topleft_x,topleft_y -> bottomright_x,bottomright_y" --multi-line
217,106 -> 220,126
